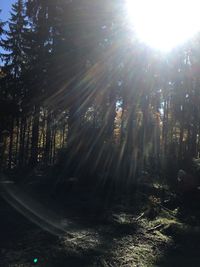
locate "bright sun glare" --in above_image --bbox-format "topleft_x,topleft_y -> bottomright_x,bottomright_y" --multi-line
126,0 -> 200,52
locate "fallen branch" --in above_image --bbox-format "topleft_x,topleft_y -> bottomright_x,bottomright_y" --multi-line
135,212 -> 145,221
147,224 -> 163,232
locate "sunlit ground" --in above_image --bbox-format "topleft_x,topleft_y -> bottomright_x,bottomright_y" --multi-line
126,0 -> 200,52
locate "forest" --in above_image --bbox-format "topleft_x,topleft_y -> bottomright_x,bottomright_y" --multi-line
1,0 -> 200,266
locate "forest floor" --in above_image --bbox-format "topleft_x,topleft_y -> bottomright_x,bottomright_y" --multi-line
1,179 -> 200,267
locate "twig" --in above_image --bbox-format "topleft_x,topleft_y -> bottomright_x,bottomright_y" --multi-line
147,224 -> 163,232
137,191 -> 177,219
135,212 -> 145,221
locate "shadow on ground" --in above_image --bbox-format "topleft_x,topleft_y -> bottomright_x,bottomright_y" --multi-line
0,186 -> 141,267
155,208 -> 200,266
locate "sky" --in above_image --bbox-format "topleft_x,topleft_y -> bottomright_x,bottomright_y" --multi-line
0,0 -> 14,22
0,1 -> 14,58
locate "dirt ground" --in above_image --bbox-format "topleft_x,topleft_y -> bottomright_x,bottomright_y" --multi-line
1,183 -> 200,267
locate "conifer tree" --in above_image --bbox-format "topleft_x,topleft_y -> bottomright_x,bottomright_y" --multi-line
0,0 -> 28,168
1,0 -> 27,77
0,10 -> 5,37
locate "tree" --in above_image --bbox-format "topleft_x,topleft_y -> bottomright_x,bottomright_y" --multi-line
0,0 -> 28,168
1,0 -> 27,77
0,9 -> 5,37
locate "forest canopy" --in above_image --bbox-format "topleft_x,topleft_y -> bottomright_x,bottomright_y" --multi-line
1,0 -> 200,189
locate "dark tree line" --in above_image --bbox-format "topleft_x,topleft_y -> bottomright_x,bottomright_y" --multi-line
1,0 -> 200,189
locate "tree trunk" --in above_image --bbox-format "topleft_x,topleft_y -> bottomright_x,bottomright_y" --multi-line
8,117 -> 14,169
19,116 -> 26,167
30,105 -> 40,167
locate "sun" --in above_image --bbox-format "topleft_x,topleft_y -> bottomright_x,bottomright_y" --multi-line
126,0 -> 200,52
